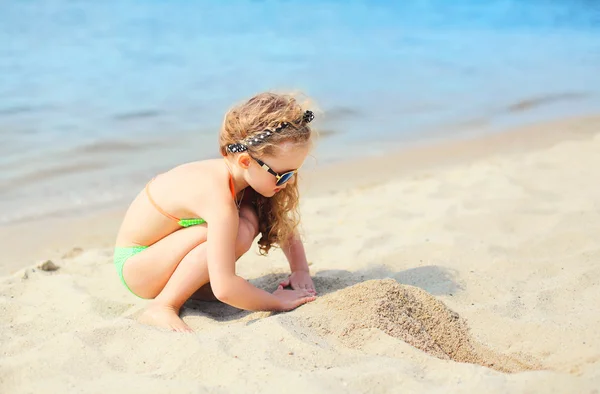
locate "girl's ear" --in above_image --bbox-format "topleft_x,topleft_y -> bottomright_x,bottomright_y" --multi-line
238,153 -> 252,169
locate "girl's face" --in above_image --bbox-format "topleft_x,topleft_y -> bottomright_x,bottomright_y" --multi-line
244,141 -> 310,197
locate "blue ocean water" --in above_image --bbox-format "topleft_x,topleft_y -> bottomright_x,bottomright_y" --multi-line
1,0 -> 599,224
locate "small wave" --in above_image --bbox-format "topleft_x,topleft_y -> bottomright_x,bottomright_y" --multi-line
112,109 -> 162,121
505,92 -> 590,113
0,161 -> 106,192
0,189 -> 126,226
324,106 -> 362,121
0,104 -> 52,116
74,140 -> 149,154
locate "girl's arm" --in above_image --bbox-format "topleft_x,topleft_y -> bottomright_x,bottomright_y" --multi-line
202,202 -> 315,311
280,231 -> 317,294
203,205 -> 282,311
282,231 -> 310,273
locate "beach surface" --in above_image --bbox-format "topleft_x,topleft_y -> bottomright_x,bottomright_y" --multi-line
1,115 -> 600,393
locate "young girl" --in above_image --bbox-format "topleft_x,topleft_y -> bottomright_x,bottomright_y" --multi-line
114,92 -> 318,332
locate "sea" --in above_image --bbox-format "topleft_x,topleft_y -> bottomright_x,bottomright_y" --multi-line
1,0 -> 599,225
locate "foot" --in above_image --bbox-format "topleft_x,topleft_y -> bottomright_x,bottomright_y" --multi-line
139,302 -> 193,333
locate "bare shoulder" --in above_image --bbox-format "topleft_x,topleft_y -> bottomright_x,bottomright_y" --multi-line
160,159 -> 237,220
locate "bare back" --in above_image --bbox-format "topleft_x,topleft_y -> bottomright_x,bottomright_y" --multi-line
115,159 -> 238,247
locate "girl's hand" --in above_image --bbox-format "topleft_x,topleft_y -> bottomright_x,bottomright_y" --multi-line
272,286 -> 316,311
279,271 -> 317,295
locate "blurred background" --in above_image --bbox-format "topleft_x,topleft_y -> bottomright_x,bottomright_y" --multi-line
1,0 -> 599,225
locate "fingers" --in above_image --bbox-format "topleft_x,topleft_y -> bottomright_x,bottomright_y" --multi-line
293,295 -> 316,309
279,291 -> 318,311
301,283 -> 317,295
290,289 -> 316,300
279,278 -> 291,288
296,289 -> 313,297
292,282 -> 317,294
303,285 -> 315,294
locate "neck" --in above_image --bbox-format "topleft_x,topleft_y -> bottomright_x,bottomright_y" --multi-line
223,157 -> 249,195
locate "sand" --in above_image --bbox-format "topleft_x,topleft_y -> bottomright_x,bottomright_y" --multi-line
1,115 -> 600,393
296,279 -> 539,373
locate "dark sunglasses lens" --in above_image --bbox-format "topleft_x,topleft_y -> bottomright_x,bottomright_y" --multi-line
276,172 -> 294,186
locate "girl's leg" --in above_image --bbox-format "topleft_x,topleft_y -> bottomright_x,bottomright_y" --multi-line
139,240 -> 212,332
124,204 -> 259,331
123,225 -> 208,299
189,204 -> 261,302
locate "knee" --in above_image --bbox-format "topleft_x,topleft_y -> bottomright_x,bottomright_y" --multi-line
186,225 -> 209,248
235,220 -> 258,257
235,208 -> 259,257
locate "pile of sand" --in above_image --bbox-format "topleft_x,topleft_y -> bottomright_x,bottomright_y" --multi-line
301,279 -> 538,373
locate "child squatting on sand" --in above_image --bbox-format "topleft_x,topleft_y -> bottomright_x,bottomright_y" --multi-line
113,92 -> 318,332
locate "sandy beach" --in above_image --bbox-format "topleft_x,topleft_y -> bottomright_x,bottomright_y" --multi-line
1,115 -> 600,393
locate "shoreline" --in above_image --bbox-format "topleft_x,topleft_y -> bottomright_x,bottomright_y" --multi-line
2,105 -> 598,226
2,113 -> 599,275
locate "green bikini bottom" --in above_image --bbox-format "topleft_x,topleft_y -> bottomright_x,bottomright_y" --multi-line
113,246 -> 148,298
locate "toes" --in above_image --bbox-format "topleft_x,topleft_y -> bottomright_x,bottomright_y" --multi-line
173,326 -> 193,333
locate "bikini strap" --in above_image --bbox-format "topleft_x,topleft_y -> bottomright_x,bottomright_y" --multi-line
145,178 -> 181,222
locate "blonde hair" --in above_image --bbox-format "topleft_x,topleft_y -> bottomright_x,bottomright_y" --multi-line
219,92 -> 314,254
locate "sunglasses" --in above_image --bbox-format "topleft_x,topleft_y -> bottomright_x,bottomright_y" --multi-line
250,156 -> 298,186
